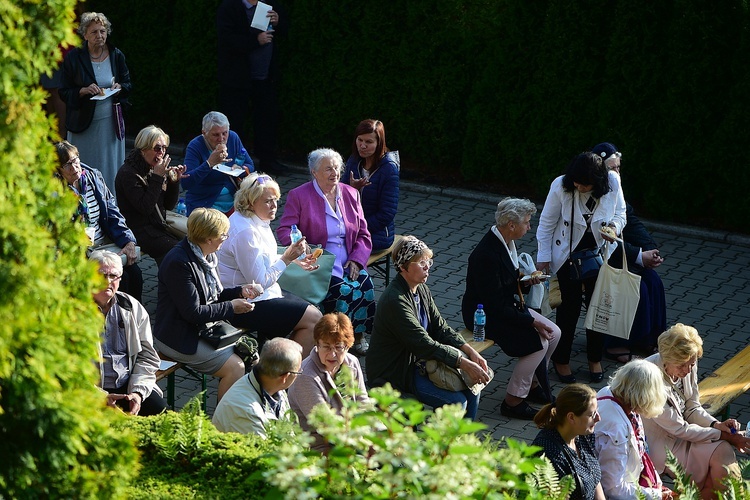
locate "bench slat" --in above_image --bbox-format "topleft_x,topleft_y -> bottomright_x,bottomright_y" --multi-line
459,328 -> 495,354
698,344 -> 750,416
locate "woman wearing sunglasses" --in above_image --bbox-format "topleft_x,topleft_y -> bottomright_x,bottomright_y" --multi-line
115,125 -> 185,264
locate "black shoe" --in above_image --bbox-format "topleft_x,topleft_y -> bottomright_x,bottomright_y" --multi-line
527,385 -> 554,405
589,371 -> 605,383
501,400 -> 538,420
554,366 -> 577,384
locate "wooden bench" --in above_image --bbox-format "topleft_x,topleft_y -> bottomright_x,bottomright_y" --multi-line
698,344 -> 750,419
367,235 -> 404,287
156,357 -> 208,411
459,328 -> 495,354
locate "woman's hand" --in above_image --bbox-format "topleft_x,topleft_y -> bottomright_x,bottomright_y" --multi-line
120,241 -> 138,266
292,254 -> 320,271
349,173 -> 371,190
533,318 -> 556,341
231,298 -> 255,314
461,344 -> 489,372
459,357 -> 490,385
282,237 -> 307,264
642,249 -> 664,269
535,261 -> 550,274
344,260 -> 361,281
167,164 -> 187,182
153,153 -> 170,177
661,486 -> 677,500
257,31 -> 274,45
241,282 -> 263,300
267,9 -> 279,27
207,144 -> 228,168
714,418 -> 739,434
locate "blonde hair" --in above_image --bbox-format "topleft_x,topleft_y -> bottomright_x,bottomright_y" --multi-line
187,208 -> 229,244
234,174 -> 281,217
134,125 -> 170,151
658,323 -> 703,366
78,12 -> 112,37
609,359 -> 666,418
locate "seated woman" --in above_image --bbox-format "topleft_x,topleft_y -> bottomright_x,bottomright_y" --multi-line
341,119 -> 400,251
643,324 -> 749,499
182,111 -> 254,215
277,148 -> 375,355
366,236 -> 490,420
153,208 -> 263,402
115,125 -> 185,264
90,250 -> 167,416
54,140 -> 142,302
287,313 -> 370,453
532,384 -> 604,500
592,143 -> 667,361
595,360 -> 674,500
217,173 -> 321,356
463,197 -> 560,420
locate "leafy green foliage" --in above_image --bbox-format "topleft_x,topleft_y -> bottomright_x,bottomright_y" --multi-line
0,1 -> 139,497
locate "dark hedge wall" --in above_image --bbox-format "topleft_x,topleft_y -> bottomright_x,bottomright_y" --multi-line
84,0 -> 750,230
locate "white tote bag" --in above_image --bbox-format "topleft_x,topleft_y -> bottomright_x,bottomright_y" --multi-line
584,242 -> 641,339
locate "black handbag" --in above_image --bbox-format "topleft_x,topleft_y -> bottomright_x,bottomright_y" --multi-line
198,321 -> 243,349
568,197 -> 603,281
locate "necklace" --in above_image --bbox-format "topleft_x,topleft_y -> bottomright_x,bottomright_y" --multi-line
90,47 -> 106,69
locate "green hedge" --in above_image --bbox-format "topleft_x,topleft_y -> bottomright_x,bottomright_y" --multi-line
85,0 -> 750,229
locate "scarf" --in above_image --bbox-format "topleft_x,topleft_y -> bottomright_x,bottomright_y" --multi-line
188,240 -> 223,303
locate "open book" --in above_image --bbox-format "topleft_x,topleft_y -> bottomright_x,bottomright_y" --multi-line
213,163 -> 246,177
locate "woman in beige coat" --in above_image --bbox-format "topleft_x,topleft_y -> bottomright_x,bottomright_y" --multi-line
643,324 -> 750,499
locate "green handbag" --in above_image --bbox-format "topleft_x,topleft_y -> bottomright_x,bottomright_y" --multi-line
276,246 -> 335,304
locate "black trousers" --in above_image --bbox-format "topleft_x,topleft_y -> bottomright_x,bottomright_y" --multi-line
120,263 -> 143,303
219,78 -> 279,164
551,259 -> 603,365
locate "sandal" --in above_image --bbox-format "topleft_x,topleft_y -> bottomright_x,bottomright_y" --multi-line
604,350 -> 637,364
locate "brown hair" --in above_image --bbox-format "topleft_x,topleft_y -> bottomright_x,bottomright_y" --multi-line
351,119 -> 387,163
313,312 -> 355,348
534,384 -> 596,429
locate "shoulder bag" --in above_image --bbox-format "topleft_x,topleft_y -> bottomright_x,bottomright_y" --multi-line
421,347 -> 494,395
276,245 -> 335,304
568,195 -> 603,281
198,321 -> 244,349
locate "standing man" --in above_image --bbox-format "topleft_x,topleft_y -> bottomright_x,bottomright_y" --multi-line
217,0 -> 288,175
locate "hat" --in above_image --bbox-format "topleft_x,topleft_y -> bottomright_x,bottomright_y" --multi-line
592,142 -> 621,160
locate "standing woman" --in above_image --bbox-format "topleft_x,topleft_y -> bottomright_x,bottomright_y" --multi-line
60,12 -> 131,195
342,119 -> 400,251
536,152 -> 626,383
531,384 -> 605,500
116,125 -> 185,265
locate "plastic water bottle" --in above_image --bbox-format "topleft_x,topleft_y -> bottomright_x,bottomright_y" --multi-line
176,198 -> 187,216
473,304 -> 486,342
290,224 -> 305,260
235,147 -> 246,168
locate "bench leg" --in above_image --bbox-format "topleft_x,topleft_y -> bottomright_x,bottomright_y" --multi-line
167,372 -> 175,409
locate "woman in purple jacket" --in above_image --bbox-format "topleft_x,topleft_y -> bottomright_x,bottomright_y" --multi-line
277,148 -> 376,355
341,119 -> 400,251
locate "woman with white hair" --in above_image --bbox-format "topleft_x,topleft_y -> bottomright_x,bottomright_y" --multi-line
183,111 -> 255,215
277,148 -> 375,355
595,360 -> 675,499
644,324 -> 750,499
463,197 -> 560,420
217,173 -> 321,356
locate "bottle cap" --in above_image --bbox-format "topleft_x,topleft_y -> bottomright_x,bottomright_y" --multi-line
477,304 -> 483,309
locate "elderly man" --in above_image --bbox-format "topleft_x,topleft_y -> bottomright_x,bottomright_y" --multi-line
213,337 -> 302,437
90,250 -> 167,416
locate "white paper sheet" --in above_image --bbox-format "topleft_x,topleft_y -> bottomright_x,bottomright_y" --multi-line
251,2 -> 273,31
213,163 -> 246,177
90,87 -> 121,101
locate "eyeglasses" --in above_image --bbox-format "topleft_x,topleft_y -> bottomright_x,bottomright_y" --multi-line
101,272 -> 122,282
318,343 -> 348,354
218,233 -> 229,241
412,259 -> 433,269
288,370 -> 303,375
152,145 -> 168,153
63,156 -> 80,170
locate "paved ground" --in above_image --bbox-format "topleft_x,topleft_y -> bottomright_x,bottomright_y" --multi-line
144,160 -> 750,449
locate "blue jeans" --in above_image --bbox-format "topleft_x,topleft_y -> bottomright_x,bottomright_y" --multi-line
412,366 -> 480,420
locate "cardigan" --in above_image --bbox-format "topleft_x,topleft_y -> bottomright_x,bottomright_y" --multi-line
60,42 -> 131,133
276,181 -> 372,268
153,239 -> 243,355
366,274 -> 466,394
462,229 -> 541,357
342,151 -> 400,250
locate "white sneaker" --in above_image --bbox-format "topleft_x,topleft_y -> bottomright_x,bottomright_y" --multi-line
351,336 -> 369,356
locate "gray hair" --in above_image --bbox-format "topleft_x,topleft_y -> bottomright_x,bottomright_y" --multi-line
201,111 -> 230,133
608,359 -> 667,419
495,197 -> 537,227
257,338 -> 303,377
78,12 -> 112,37
88,249 -> 123,273
307,148 -> 343,175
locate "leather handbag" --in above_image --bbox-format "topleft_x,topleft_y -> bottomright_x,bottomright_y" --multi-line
422,347 -> 494,395
198,321 -> 243,349
276,245 -> 335,304
164,211 -> 188,239
113,102 -> 125,140
567,199 -> 603,281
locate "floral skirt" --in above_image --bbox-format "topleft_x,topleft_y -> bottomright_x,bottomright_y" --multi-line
321,270 -> 376,336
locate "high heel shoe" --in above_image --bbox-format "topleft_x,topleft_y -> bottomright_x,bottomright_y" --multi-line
553,365 -> 577,384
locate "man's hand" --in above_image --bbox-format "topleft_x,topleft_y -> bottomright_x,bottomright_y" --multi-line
120,241 -> 138,266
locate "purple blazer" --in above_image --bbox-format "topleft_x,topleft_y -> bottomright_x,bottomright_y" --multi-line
277,181 -> 372,267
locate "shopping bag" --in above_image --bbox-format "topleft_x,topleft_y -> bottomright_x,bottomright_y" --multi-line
584,242 -> 641,339
276,246 -> 335,304
519,252 -> 544,309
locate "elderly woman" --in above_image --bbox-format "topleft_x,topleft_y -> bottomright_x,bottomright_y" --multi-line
366,236 -> 490,419
54,140 -> 142,302
60,12 -> 131,194
277,148 -> 375,355
183,111 -> 254,215
153,208 -> 263,402
90,250 -> 167,416
643,324 -> 749,499
536,152 -> 626,383
463,197 -> 560,420
217,173 -> 321,356
341,119 -> 400,251
595,360 -> 674,500
532,384 -> 604,500
288,313 -> 370,453
115,125 -> 185,264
